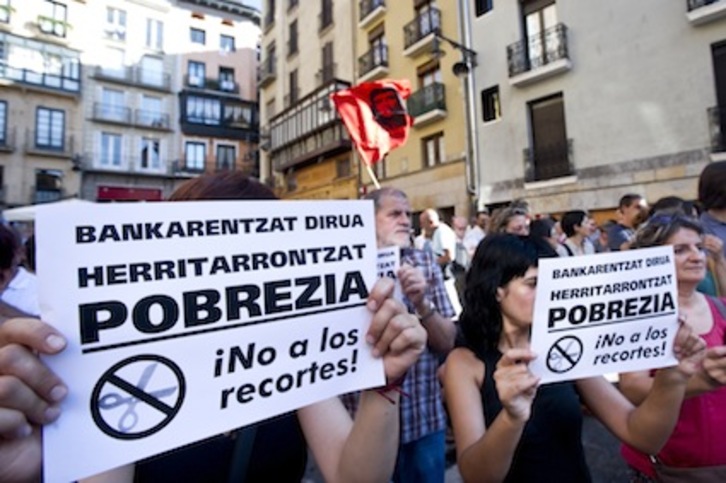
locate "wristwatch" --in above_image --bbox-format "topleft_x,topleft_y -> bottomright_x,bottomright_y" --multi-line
416,299 -> 437,323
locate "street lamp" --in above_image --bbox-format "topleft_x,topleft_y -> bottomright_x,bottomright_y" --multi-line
430,32 -> 478,76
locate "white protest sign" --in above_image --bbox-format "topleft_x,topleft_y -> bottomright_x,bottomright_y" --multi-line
36,200 -> 383,483
530,245 -> 678,384
377,246 -> 403,301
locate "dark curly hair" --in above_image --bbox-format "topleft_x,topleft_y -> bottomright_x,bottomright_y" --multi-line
459,234 -> 557,355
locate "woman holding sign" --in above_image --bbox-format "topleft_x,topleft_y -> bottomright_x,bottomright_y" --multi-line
619,213 -> 726,482
442,234 -> 705,483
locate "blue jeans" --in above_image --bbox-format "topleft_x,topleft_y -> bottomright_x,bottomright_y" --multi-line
392,430 -> 445,483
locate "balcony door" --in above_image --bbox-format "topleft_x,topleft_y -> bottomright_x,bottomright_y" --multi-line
713,41 -> 726,150
524,0 -> 557,70
529,93 -> 568,181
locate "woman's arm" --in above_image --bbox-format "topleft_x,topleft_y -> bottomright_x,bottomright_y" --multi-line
579,323 -> 705,454
444,348 -> 537,483
300,278 -> 426,483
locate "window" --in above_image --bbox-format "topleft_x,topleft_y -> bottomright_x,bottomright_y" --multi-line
0,0 -> 10,23
374,157 -> 386,180
140,56 -> 164,87
0,101 -> 6,145
321,42 -> 334,83
216,144 -> 236,170
476,0 -> 493,16
186,96 -> 221,124
101,132 -> 122,166
528,93 -> 569,181
140,95 -> 163,127
190,28 -> 206,45
140,138 -> 160,169
369,30 -> 387,67
219,67 -> 235,92
288,21 -> 298,56
39,0 -> 68,37
224,103 -> 253,127
35,107 -> 65,150
481,86 -> 501,122
336,158 -> 350,178
265,0 -> 276,27
101,88 -> 126,122
220,34 -> 235,53
146,18 -> 164,50
185,142 -> 206,170
422,132 -> 445,167
35,169 -> 62,203
188,61 -> 206,87
418,63 -> 442,87
415,1 -> 439,38
105,7 -> 126,41
288,69 -> 298,105
524,0 -> 558,69
320,0 -> 334,32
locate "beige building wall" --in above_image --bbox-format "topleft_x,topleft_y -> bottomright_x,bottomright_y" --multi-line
469,0 -> 726,215
356,0 -> 470,220
0,0 -> 86,207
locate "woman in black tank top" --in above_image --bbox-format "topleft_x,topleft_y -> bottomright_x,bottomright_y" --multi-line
442,234 -> 704,482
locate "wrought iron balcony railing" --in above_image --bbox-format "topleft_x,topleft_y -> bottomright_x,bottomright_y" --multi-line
92,102 -> 132,124
359,0 -> 385,22
92,65 -> 171,91
407,82 -> 446,118
0,60 -> 80,93
135,110 -> 171,130
25,130 -> 75,157
507,23 -> 569,77
404,7 -> 440,49
359,44 -> 388,77
523,139 -> 574,182
185,75 -> 239,94
0,127 -> 16,152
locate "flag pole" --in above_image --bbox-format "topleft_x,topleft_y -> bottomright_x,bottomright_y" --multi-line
366,163 -> 381,190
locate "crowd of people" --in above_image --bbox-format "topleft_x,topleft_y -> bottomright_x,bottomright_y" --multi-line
0,160 -> 724,482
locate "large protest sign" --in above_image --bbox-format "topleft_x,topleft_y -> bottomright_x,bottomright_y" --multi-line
529,246 -> 678,384
36,200 -> 382,482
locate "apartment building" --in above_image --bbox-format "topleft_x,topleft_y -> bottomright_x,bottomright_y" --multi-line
469,0 -> 726,216
258,0 -> 358,200
356,0 -> 471,222
0,0 -> 84,207
173,0 -> 261,179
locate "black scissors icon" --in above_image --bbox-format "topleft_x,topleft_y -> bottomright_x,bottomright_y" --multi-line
98,363 -> 177,433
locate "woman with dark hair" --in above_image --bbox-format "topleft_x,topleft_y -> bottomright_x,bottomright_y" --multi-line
558,210 -> 596,256
442,234 -> 705,482
619,212 -> 726,481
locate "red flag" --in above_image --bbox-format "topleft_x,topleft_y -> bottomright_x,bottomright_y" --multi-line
331,79 -> 414,167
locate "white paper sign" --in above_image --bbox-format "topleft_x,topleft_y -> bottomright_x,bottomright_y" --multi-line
530,246 -> 678,384
37,200 -> 383,483
377,246 -> 402,301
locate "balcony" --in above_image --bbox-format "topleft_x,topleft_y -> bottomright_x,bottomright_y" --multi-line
24,130 -> 75,158
523,139 -> 574,183
508,23 -> 571,87
708,106 -> 726,155
91,65 -> 171,92
408,82 -> 446,127
37,15 -> 69,38
135,110 -> 171,131
178,158 -> 206,174
269,79 -> 352,171
358,45 -> 388,82
0,61 -> 80,95
259,55 -> 277,88
81,153 -> 178,177
359,0 -> 385,28
687,0 -> 726,25
91,102 -> 132,125
403,7 -> 440,57
185,75 -> 240,94
0,128 -> 16,153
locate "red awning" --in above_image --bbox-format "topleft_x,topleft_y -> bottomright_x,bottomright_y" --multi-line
96,186 -> 163,201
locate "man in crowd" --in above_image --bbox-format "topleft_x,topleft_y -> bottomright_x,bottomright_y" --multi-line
367,188 -> 456,483
419,208 -> 461,316
463,209 -> 489,258
607,193 -> 648,251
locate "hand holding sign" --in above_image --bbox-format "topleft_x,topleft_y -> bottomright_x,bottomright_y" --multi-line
671,320 -> 707,379
398,264 -> 426,309
0,317 -> 67,483
494,348 -> 539,423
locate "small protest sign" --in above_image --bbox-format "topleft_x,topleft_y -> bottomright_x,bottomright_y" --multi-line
37,200 -> 382,482
377,246 -> 403,301
529,245 -> 678,384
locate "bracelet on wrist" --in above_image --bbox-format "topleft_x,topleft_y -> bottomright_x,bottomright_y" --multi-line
374,376 -> 408,404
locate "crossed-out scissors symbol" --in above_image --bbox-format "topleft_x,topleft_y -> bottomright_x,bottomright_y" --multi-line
98,363 -> 177,433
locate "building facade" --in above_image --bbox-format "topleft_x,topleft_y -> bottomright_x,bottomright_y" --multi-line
0,0 -> 84,207
469,0 -> 726,216
356,0 -> 471,222
259,0 -> 358,201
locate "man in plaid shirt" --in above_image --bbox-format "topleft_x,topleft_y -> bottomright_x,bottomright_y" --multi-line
366,187 -> 456,483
